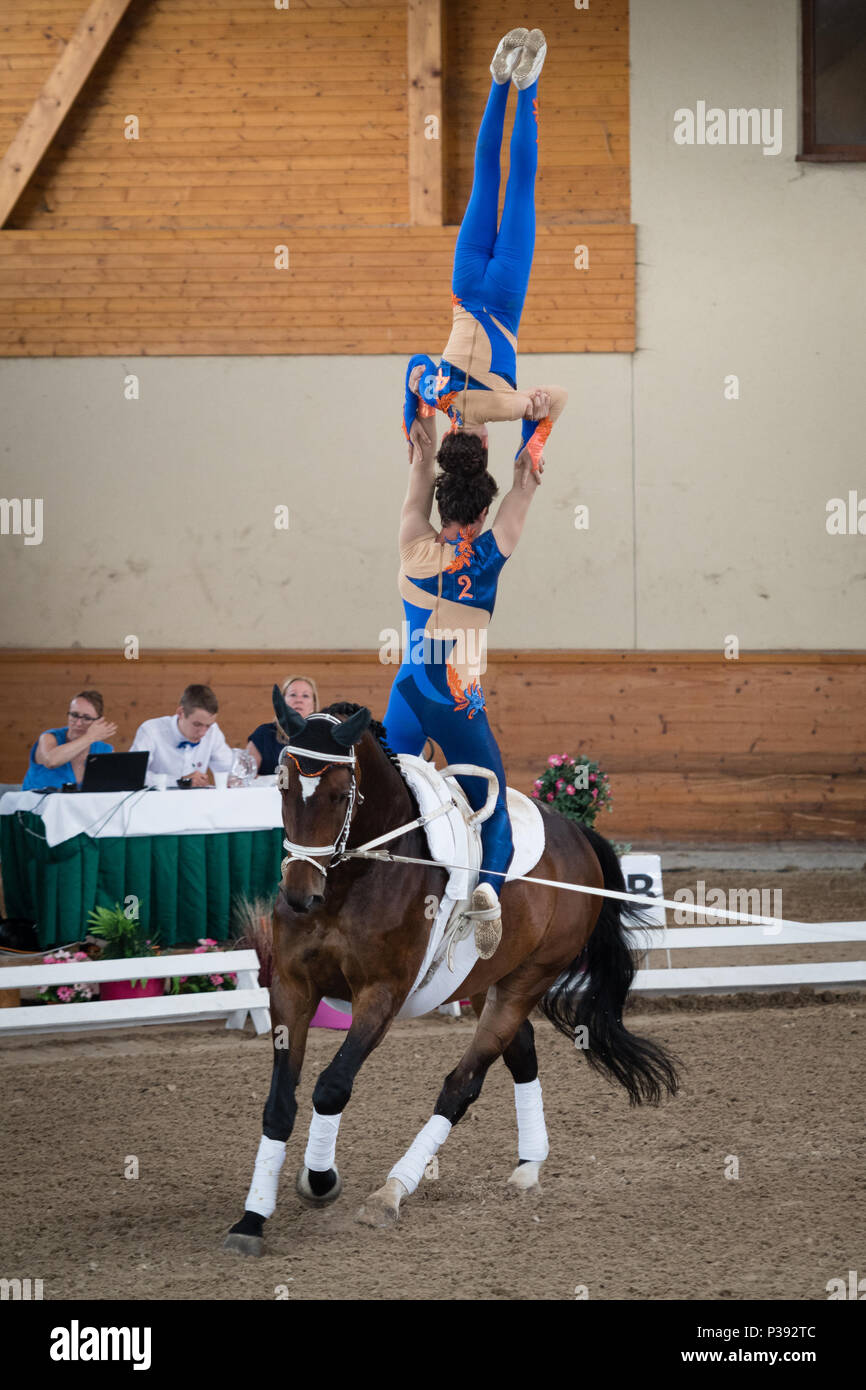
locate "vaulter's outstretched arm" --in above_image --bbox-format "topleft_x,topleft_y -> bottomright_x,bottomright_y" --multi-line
491,449 -> 544,558
399,367 -> 439,550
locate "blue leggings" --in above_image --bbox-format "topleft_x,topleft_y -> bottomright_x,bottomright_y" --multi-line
452,77 -> 539,337
384,673 -> 514,894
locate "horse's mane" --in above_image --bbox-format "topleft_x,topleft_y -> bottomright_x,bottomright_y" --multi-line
324,701 -> 418,808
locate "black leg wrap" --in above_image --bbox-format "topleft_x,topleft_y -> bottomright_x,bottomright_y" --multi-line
502,1019 -> 539,1085
229,1210 -> 265,1238
306,1168 -> 339,1198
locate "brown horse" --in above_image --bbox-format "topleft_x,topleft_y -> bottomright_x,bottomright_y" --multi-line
223,689 -> 679,1255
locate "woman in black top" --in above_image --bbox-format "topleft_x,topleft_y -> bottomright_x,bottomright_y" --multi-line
245,675 -> 319,776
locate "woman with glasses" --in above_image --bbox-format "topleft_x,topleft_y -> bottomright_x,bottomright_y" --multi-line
245,675 -> 319,777
23,690 -> 118,790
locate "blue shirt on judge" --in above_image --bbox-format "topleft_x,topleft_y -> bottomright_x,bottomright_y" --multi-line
23,727 -> 114,791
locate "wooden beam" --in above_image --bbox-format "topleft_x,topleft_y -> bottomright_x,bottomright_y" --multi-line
407,0 -> 444,225
0,0 -> 134,228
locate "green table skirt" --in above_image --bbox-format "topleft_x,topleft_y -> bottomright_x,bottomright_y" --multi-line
1,811 -> 283,948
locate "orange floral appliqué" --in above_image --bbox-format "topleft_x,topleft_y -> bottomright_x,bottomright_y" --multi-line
444,529 -> 475,573
447,663 -> 486,718
526,416 -> 552,470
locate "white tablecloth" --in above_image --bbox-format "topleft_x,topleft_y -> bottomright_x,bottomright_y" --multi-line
0,787 -> 283,848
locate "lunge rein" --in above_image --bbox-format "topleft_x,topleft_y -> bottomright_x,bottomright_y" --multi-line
276,734 -> 797,930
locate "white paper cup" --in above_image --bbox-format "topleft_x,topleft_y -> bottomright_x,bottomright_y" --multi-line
213,771 -> 228,790
153,773 -> 168,792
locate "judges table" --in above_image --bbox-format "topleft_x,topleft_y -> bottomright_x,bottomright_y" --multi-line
0,786 -> 284,948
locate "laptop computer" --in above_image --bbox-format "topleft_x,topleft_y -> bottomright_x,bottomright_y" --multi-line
80,751 -> 149,793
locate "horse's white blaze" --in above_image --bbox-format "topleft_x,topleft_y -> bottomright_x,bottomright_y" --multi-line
299,775 -> 318,802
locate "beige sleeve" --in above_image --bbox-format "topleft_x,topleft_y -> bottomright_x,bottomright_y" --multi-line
399,529 -> 438,567
541,385 -> 568,422
459,388 -> 532,425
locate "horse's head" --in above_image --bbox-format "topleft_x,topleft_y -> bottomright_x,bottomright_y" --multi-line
272,684 -> 372,913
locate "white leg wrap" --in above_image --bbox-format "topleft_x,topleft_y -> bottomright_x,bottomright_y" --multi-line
514,1079 -> 550,1162
244,1135 -> 287,1219
387,1115 -> 452,1197
303,1108 -> 342,1172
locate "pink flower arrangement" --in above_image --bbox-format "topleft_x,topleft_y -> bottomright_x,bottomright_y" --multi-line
531,754 -> 613,828
168,938 -> 236,996
37,949 -> 97,1006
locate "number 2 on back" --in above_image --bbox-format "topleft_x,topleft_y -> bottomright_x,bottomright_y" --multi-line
457,575 -> 473,601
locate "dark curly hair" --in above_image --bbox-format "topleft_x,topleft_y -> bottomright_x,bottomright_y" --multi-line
433,431 -> 499,526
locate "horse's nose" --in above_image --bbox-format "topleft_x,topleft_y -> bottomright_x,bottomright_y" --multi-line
281,888 -> 323,914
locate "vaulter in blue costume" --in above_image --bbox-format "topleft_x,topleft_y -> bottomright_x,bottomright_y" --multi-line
384,26 -> 557,960
402,27 -> 567,474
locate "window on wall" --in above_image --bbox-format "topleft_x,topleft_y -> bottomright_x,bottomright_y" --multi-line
801,0 -> 866,160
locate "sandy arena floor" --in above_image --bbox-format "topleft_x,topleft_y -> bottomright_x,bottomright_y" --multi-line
1,866 -> 863,1301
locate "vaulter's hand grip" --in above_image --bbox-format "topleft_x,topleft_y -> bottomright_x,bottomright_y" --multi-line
439,763 -> 500,825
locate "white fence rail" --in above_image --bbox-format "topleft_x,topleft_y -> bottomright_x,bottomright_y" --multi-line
0,949 -> 271,1038
631,921 -> 866,996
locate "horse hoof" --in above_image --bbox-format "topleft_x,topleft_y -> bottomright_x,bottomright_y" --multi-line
222,1231 -> 264,1257
355,1176 -> 405,1228
296,1165 -> 343,1208
506,1161 -> 543,1193
355,1197 -> 399,1229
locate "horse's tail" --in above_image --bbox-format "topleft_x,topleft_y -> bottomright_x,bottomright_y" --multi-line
538,824 -> 680,1106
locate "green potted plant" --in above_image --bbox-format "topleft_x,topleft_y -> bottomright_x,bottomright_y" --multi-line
86,902 -> 164,1001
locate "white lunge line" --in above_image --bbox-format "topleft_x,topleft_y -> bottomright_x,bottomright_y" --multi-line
349,847 -> 810,933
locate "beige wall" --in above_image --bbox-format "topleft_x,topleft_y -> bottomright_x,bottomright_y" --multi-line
0,0 -> 863,652
631,0 -> 866,649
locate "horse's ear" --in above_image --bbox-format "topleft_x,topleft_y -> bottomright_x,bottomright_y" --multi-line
331,706 -> 372,748
272,684 -> 306,741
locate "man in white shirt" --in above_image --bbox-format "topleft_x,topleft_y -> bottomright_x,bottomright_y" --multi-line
130,684 -> 234,787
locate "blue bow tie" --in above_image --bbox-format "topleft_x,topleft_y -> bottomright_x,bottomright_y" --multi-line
177,739 -> 200,749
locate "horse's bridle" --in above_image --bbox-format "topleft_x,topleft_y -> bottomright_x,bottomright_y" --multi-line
276,716 -> 501,890
277,714 -> 364,881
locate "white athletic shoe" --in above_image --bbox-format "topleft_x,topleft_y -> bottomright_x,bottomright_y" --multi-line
468,882 -> 502,959
512,28 -> 547,89
490,28 -> 528,85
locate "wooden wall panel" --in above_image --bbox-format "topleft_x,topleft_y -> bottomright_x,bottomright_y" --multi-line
1,0 -> 411,231
2,651 -> 863,842
444,0 -> 630,225
0,224 -> 634,353
0,0 -> 635,355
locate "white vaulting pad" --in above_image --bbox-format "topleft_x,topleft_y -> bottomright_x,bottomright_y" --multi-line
390,759 -> 546,1018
